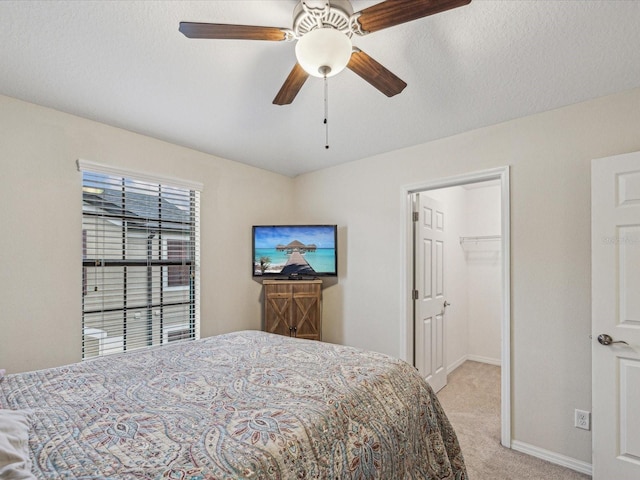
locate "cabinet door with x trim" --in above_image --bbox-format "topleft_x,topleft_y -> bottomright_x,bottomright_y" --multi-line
263,280 -> 322,341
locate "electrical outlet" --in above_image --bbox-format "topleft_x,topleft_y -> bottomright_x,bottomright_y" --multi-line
575,409 -> 590,430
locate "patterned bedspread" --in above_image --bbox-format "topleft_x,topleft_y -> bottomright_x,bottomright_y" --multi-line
0,330 -> 466,479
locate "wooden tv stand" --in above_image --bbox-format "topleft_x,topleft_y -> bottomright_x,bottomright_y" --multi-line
263,279 -> 322,341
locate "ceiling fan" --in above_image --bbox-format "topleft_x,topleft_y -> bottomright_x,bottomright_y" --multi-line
179,0 -> 472,105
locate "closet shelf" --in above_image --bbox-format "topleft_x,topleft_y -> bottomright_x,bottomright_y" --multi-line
459,235 -> 501,245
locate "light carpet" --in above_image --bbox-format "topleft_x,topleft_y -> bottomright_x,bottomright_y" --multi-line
437,361 -> 591,479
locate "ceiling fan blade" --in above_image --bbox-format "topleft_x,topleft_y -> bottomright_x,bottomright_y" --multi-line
273,63 -> 309,105
354,0 -> 471,34
179,22 -> 290,41
347,49 -> 407,97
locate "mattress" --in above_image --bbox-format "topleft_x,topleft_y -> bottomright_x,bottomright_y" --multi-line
0,330 -> 466,479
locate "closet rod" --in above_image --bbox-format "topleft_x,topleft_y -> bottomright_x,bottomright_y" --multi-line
459,235 -> 501,244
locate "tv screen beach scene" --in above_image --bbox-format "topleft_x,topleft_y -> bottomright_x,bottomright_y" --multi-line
253,225 -> 336,276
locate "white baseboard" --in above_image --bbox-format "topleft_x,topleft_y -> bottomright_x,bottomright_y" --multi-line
447,354 -> 501,374
447,355 -> 468,374
467,354 -> 501,366
511,440 -> 593,476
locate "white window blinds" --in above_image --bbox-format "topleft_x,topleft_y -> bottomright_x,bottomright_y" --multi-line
79,162 -> 201,359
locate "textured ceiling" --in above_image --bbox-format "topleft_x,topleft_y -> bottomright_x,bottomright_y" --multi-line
2,1 -> 640,177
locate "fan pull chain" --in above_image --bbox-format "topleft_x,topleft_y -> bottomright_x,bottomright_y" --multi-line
323,73 -> 329,149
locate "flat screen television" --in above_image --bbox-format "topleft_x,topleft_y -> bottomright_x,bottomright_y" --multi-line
253,225 -> 337,278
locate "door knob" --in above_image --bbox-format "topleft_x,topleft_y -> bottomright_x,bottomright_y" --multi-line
597,334 -> 628,346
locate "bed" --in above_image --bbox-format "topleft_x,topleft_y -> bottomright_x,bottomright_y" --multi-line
0,330 -> 466,479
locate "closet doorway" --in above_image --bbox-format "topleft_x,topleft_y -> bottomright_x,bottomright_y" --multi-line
402,167 -> 511,448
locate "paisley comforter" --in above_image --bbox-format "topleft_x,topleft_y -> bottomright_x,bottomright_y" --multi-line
0,330 -> 466,479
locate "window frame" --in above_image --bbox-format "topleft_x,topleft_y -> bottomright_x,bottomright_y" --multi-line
78,159 -> 202,360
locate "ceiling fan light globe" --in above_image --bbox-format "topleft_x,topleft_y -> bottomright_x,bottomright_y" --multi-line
295,28 -> 352,78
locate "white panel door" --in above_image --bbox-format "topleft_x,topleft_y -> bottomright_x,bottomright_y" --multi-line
415,193 -> 447,392
592,151 -> 640,479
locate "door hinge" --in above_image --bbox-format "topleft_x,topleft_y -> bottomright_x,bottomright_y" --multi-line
412,289 -> 419,300
412,211 -> 419,222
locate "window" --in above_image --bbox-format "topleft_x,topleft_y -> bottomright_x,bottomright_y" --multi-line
79,160 -> 201,359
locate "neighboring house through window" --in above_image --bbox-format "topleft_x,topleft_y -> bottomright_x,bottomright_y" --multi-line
78,160 -> 201,359
165,238 -> 191,288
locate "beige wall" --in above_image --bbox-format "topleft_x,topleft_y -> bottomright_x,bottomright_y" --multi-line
4,87 -> 640,466
294,87 -> 640,464
0,94 -> 295,374
465,185 -> 502,363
